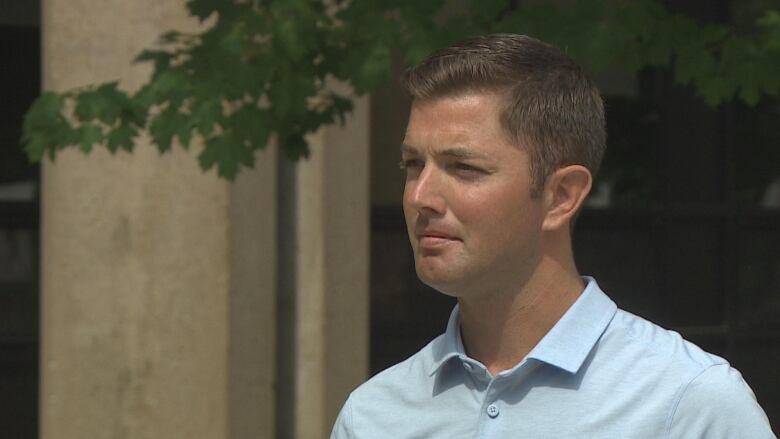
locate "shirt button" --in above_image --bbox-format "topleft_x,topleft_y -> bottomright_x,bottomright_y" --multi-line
486,403 -> 500,418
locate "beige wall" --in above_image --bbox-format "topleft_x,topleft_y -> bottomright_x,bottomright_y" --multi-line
40,0 -> 368,438
41,1 -> 237,437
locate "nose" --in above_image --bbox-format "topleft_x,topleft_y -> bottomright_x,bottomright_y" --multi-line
404,163 -> 446,216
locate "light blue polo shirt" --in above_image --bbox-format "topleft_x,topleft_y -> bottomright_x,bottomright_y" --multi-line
331,278 -> 776,438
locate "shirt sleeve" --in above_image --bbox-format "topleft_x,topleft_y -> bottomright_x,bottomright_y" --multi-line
330,394 -> 355,439
668,363 -> 776,439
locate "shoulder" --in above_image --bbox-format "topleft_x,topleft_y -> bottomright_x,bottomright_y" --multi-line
350,333 -> 442,401
601,310 -> 774,438
330,335 -> 446,438
668,363 -> 775,438
605,309 -> 727,373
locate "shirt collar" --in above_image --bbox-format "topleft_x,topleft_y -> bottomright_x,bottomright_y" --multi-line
525,277 -> 617,373
427,277 -> 617,376
428,304 -> 466,375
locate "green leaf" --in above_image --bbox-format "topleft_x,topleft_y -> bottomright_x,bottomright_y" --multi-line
23,92 -> 64,129
23,134 -> 51,162
191,99 -> 222,137
352,42 -> 391,94
75,90 -> 108,121
282,133 -> 309,161
274,18 -> 308,62
197,138 -> 218,171
133,83 -> 165,109
331,94 -> 354,125
268,72 -> 314,119
107,122 -> 138,153
74,81 -> 127,124
122,100 -> 148,127
77,124 -> 104,153
160,30 -> 182,43
229,105 -> 271,149
149,106 -> 180,152
134,49 -> 173,71
757,9 -> 780,30
187,0 -> 220,21
739,84 -> 761,106
145,69 -> 190,107
675,46 -> 717,85
177,123 -> 194,149
198,132 -> 255,179
21,92 -> 69,161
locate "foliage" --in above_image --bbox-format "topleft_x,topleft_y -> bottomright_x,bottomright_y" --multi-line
21,0 -> 780,179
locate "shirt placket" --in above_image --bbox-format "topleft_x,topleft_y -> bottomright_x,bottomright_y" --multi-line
475,375 -> 508,439
472,360 -> 540,439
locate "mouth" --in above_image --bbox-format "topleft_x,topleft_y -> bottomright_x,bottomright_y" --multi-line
416,231 -> 461,249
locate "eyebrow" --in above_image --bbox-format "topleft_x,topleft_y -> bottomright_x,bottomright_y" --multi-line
400,144 -> 489,161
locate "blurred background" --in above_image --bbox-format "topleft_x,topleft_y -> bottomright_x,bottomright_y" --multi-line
2,0 -> 779,437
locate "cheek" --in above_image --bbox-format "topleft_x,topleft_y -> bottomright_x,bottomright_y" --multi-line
401,183 -> 413,208
402,186 -> 418,243
401,188 -> 416,221
401,178 -> 412,206
456,185 -> 526,221
457,186 -> 541,241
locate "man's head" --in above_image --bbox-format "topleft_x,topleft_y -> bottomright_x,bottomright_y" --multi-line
400,34 -> 605,297
401,33 -> 605,197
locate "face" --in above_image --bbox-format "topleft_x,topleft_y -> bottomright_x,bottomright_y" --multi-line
402,92 -> 547,298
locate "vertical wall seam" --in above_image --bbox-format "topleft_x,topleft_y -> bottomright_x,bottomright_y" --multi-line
275,152 -> 298,439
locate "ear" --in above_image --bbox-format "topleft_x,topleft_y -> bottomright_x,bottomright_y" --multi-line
541,165 -> 592,232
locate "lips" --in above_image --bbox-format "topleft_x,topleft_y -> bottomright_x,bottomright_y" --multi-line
415,228 -> 461,249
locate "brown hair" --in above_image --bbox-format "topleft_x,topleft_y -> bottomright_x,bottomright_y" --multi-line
401,33 -> 606,196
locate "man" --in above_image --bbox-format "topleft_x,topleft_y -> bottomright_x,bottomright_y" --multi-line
331,34 -> 775,438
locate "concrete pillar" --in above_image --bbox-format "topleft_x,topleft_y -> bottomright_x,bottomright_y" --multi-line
294,90 -> 370,439
40,1 -> 369,438
40,0 -> 278,438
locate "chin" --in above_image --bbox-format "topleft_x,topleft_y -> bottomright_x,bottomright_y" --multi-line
416,267 -> 465,298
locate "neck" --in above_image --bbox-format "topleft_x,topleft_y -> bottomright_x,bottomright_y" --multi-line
457,236 -> 583,376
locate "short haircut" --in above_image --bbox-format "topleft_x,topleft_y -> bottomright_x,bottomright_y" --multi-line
401,33 -> 606,196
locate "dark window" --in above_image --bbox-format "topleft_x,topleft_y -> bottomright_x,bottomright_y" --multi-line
0,22 -> 41,438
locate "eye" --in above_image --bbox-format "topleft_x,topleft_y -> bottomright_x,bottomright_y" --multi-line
399,158 -> 424,171
454,162 -> 480,172
451,162 -> 484,176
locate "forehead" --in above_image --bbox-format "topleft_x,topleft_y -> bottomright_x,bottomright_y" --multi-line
402,93 -> 515,157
